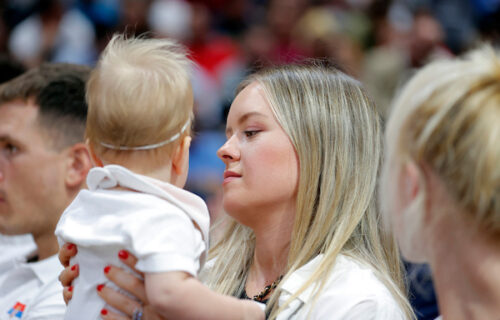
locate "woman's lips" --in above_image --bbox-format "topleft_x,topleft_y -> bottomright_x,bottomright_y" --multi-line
223,171 -> 242,185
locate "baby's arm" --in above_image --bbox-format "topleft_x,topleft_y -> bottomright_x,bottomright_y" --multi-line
146,272 -> 264,320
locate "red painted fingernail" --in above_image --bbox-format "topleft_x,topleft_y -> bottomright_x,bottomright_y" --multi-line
97,284 -> 105,292
104,266 -> 111,274
100,309 -> 108,315
68,286 -> 73,292
67,244 -> 74,250
118,250 -> 128,260
71,264 -> 77,271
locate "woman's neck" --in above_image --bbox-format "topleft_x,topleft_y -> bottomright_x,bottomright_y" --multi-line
429,220 -> 500,320
245,203 -> 295,296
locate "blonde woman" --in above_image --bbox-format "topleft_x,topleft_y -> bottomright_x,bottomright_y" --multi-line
60,63 -> 414,319
380,46 -> 500,319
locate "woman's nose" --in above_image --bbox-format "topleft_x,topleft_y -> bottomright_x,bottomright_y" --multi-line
217,137 -> 239,163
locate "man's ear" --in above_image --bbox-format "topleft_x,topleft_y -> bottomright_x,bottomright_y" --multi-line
172,136 -> 191,176
65,143 -> 92,188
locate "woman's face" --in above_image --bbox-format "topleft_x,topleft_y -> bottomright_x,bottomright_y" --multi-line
217,82 -> 299,226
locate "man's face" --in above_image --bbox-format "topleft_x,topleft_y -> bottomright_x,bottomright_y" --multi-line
0,100 -> 68,239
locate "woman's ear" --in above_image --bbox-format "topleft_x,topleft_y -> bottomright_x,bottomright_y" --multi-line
65,143 -> 92,188
402,161 -> 420,203
396,161 -> 430,262
172,136 -> 191,176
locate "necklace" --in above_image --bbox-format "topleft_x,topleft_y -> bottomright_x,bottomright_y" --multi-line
251,275 -> 283,302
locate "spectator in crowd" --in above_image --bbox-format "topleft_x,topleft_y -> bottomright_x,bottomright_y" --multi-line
8,0 -> 96,67
0,53 -> 37,272
0,63 -> 92,318
381,46 -> 500,319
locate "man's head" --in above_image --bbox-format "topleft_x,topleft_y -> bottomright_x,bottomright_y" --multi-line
0,63 -> 92,256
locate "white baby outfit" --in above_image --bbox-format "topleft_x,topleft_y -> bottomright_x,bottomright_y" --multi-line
55,165 -> 210,320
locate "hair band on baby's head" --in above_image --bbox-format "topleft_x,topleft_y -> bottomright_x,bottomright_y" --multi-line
99,120 -> 190,151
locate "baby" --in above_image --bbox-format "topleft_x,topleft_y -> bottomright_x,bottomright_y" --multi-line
55,35 -> 264,320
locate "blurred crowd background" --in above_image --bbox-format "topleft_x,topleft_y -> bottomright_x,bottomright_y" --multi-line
0,1 -> 498,318
1,0 -> 499,215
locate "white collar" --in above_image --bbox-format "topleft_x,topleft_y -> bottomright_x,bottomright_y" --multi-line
19,254 -> 62,285
280,255 -> 324,303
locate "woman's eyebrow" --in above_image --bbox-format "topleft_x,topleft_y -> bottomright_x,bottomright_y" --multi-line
237,111 -> 266,125
225,111 -> 267,137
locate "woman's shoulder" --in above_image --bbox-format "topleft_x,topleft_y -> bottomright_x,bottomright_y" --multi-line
278,254 -> 405,319
326,254 -> 396,297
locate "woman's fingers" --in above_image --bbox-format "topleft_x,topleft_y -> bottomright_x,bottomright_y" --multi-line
99,308 -> 130,320
117,250 -> 143,277
59,264 -> 79,304
62,286 -> 73,305
59,243 -> 77,267
103,264 -> 148,303
59,263 -> 79,287
97,284 -> 142,317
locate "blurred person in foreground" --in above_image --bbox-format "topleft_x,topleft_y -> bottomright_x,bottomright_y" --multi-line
381,46 -> 500,320
0,63 -> 92,318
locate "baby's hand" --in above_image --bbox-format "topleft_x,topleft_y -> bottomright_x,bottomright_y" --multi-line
243,300 -> 265,320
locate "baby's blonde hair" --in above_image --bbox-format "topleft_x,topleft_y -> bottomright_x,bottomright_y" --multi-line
383,46 -> 500,233
85,34 -> 193,167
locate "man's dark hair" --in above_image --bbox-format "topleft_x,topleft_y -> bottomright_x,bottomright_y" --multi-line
37,73 -> 89,149
0,63 -> 91,149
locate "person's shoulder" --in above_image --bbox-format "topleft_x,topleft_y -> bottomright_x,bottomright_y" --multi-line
11,255 -> 66,320
328,255 -> 394,296
24,278 -> 66,320
315,255 -> 404,318
279,254 -> 405,319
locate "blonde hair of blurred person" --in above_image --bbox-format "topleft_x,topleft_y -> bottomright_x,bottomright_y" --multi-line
381,46 -> 500,319
85,34 -> 193,177
207,64 -> 415,319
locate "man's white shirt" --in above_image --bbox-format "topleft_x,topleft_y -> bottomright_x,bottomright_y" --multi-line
0,234 -> 36,274
0,254 -> 65,319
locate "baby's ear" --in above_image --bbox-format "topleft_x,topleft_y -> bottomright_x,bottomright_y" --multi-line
172,136 -> 191,176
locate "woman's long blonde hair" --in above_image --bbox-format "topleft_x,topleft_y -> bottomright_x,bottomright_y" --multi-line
205,63 -> 414,319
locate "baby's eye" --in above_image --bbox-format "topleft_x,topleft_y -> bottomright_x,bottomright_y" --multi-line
244,130 -> 260,138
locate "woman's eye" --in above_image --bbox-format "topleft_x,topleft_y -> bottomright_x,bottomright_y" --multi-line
244,130 -> 260,138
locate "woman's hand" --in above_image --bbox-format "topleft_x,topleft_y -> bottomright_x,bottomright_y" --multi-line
99,250 -> 166,320
58,243 -> 79,304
